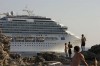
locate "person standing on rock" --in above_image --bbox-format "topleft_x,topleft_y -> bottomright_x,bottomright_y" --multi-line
81,34 -> 86,51
64,43 -> 68,58
68,42 -> 72,58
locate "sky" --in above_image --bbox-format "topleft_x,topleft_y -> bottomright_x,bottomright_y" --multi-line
0,0 -> 100,47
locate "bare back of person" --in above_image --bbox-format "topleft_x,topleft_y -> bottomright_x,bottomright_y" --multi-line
71,52 -> 81,66
71,52 -> 88,66
71,46 -> 88,66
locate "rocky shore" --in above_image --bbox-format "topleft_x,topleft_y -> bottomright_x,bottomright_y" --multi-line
0,32 -> 100,66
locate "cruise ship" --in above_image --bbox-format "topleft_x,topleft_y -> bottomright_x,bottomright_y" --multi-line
0,11 -> 80,53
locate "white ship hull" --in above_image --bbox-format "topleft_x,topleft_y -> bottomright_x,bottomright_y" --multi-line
5,33 -> 80,52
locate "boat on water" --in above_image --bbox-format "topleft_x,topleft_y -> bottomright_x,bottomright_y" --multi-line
0,11 -> 80,53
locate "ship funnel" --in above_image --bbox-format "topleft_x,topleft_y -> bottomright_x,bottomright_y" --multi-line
11,11 -> 14,16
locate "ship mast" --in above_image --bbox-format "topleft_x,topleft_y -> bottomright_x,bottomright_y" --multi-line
22,6 -> 33,16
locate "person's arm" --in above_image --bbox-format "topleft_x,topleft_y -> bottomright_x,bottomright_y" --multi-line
80,53 -> 88,66
84,37 -> 86,41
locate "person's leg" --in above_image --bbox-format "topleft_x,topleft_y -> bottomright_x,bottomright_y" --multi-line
68,54 -> 71,61
83,46 -> 85,51
68,53 -> 70,58
66,53 -> 68,58
81,46 -> 83,51
69,54 -> 71,58
81,45 -> 82,49
66,53 -> 68,57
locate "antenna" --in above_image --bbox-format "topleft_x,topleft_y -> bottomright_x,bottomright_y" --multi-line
22,6 -> 33,16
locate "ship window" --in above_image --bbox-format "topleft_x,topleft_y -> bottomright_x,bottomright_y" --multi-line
61,37 -> 65,40
12,20 -> 26,21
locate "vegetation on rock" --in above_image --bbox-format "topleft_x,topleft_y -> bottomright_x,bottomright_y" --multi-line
88,44 -> 100,55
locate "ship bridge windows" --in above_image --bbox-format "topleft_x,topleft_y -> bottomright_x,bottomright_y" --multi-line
61,37 -> 65,40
